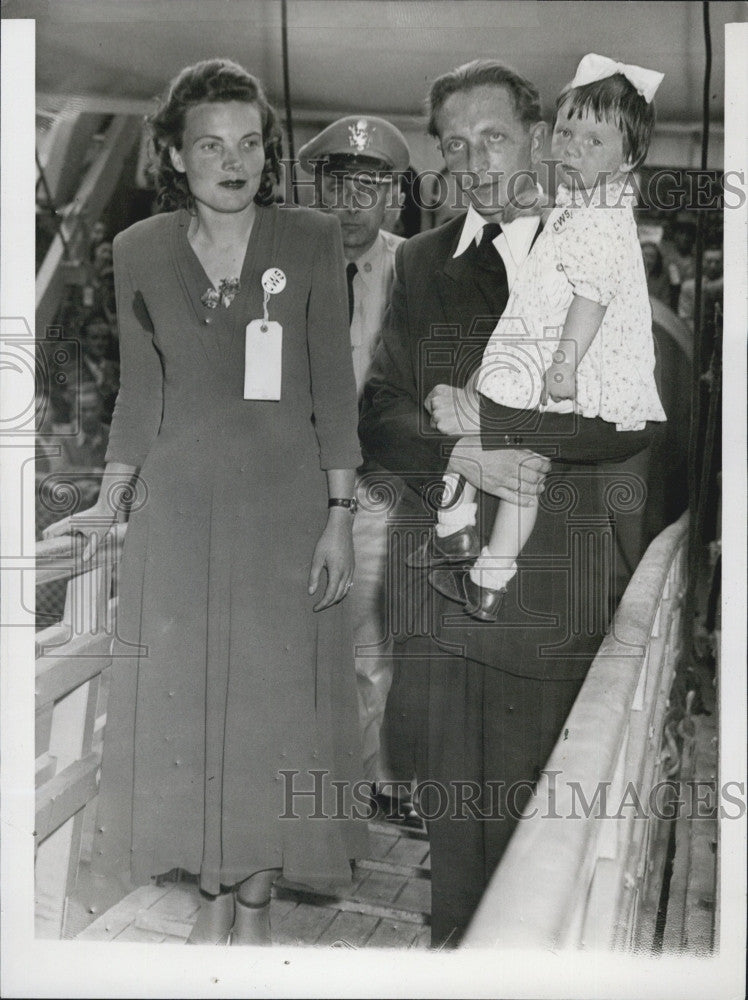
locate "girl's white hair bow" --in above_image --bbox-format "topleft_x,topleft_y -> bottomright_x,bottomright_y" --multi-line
569,53 -> 664,103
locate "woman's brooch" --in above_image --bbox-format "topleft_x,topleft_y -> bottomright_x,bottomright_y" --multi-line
201,277 -> 240,310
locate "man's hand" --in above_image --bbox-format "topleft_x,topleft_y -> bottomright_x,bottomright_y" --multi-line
448,438 -> 549,505
424,382 -> 481,436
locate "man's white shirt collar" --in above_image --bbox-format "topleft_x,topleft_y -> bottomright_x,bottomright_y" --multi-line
453,203 -> 541,290
453,204 -> 496,258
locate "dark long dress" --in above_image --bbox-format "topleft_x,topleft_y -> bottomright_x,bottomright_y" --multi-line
92,205 -> 368,894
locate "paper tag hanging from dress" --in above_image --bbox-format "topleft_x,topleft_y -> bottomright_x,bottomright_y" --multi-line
244,269 -> 286,400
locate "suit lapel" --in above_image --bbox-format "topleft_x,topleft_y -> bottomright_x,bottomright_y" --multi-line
436,226 -> 508,328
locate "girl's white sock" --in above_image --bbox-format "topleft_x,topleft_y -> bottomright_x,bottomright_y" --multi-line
435,500 -> 477,537
468,548 -> 517,591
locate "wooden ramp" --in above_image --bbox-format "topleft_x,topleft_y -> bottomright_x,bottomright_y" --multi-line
75,820 -> 431,949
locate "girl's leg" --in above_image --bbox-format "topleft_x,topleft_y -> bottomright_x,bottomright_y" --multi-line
409,470 -> 480,567
468,495 -> 539,593
435,472 -> 477,537
232,867 -> 282,946
186,888 -> 235,945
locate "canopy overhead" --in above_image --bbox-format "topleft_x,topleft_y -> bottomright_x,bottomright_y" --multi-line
5,0 -> 742,123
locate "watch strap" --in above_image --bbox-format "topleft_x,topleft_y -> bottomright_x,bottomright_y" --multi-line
328,497 -> 358,514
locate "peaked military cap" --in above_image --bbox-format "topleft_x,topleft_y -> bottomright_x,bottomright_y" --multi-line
298,115 -> 410,175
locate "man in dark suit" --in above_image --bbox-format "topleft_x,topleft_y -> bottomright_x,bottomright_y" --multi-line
359,60 -> 657,947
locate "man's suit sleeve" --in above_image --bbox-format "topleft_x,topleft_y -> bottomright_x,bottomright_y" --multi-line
359,243 -> 455,477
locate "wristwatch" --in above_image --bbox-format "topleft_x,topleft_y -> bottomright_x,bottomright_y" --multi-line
328,497 -> 358,515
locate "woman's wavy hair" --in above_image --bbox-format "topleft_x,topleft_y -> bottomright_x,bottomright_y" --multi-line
147,59 -> 282,211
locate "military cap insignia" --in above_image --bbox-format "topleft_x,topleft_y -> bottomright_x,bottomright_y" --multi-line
348,119 -> 374,152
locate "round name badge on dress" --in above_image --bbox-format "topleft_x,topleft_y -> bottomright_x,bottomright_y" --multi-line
262,268 -> 286,295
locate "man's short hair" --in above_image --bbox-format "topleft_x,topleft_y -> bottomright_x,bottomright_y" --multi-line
427,59 -> 542,138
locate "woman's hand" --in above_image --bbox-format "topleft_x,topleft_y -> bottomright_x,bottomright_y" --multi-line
424,382 -> 481,436
42,499 -> 118,562
308,511 -> 355,612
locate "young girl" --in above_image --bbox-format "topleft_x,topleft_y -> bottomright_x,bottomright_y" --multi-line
424,54 -> 667,621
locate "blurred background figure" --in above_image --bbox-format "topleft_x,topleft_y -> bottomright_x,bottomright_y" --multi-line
35,382 -> 106,539
88,219 -> 108,261
78,311 -> 120,421
59,382 -> 109,471
90,239 -> 118,322
678,244 -> 723,332
35,381 -> 66,475
640,240 -> 671,305
661,217 -> 696,311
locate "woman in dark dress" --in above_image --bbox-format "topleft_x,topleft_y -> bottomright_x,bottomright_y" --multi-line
44,60 -> 367,945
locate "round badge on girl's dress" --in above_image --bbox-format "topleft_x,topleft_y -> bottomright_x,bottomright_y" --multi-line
261,268 -> 286,294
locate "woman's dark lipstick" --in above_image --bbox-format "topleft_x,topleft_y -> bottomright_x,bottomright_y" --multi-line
219,179 -> 247,188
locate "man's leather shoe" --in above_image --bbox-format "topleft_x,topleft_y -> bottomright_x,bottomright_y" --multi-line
428,568 -> 505,623
406,524 -> 480,568
368,787 -> 424,829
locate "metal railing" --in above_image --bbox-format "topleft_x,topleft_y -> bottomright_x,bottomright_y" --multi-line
464,511 -> 690,950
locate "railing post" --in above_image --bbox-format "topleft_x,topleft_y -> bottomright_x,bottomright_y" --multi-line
34,671 -> 100,937
35,530 -> 123,937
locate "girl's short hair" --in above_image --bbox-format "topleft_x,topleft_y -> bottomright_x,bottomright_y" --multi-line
147,59 -> 282,211
555,74 -> 656,169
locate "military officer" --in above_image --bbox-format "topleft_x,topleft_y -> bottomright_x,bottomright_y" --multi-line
298,117 -> 418,822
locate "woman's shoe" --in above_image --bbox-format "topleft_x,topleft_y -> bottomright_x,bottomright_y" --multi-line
185,889 -> 235,945
230,895 -> 272,947
367,785 -> 425,830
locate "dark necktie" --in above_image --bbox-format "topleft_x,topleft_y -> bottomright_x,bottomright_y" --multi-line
474,222 -> 503,271
346,261 -> 358,323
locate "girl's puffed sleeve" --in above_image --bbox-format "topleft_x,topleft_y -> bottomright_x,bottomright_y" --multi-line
305,214 -> 362,471
559,207 -> 626,306
105,235 -> 164,467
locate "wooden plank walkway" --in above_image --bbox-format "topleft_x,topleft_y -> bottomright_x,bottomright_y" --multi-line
75,819 -> 431,949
